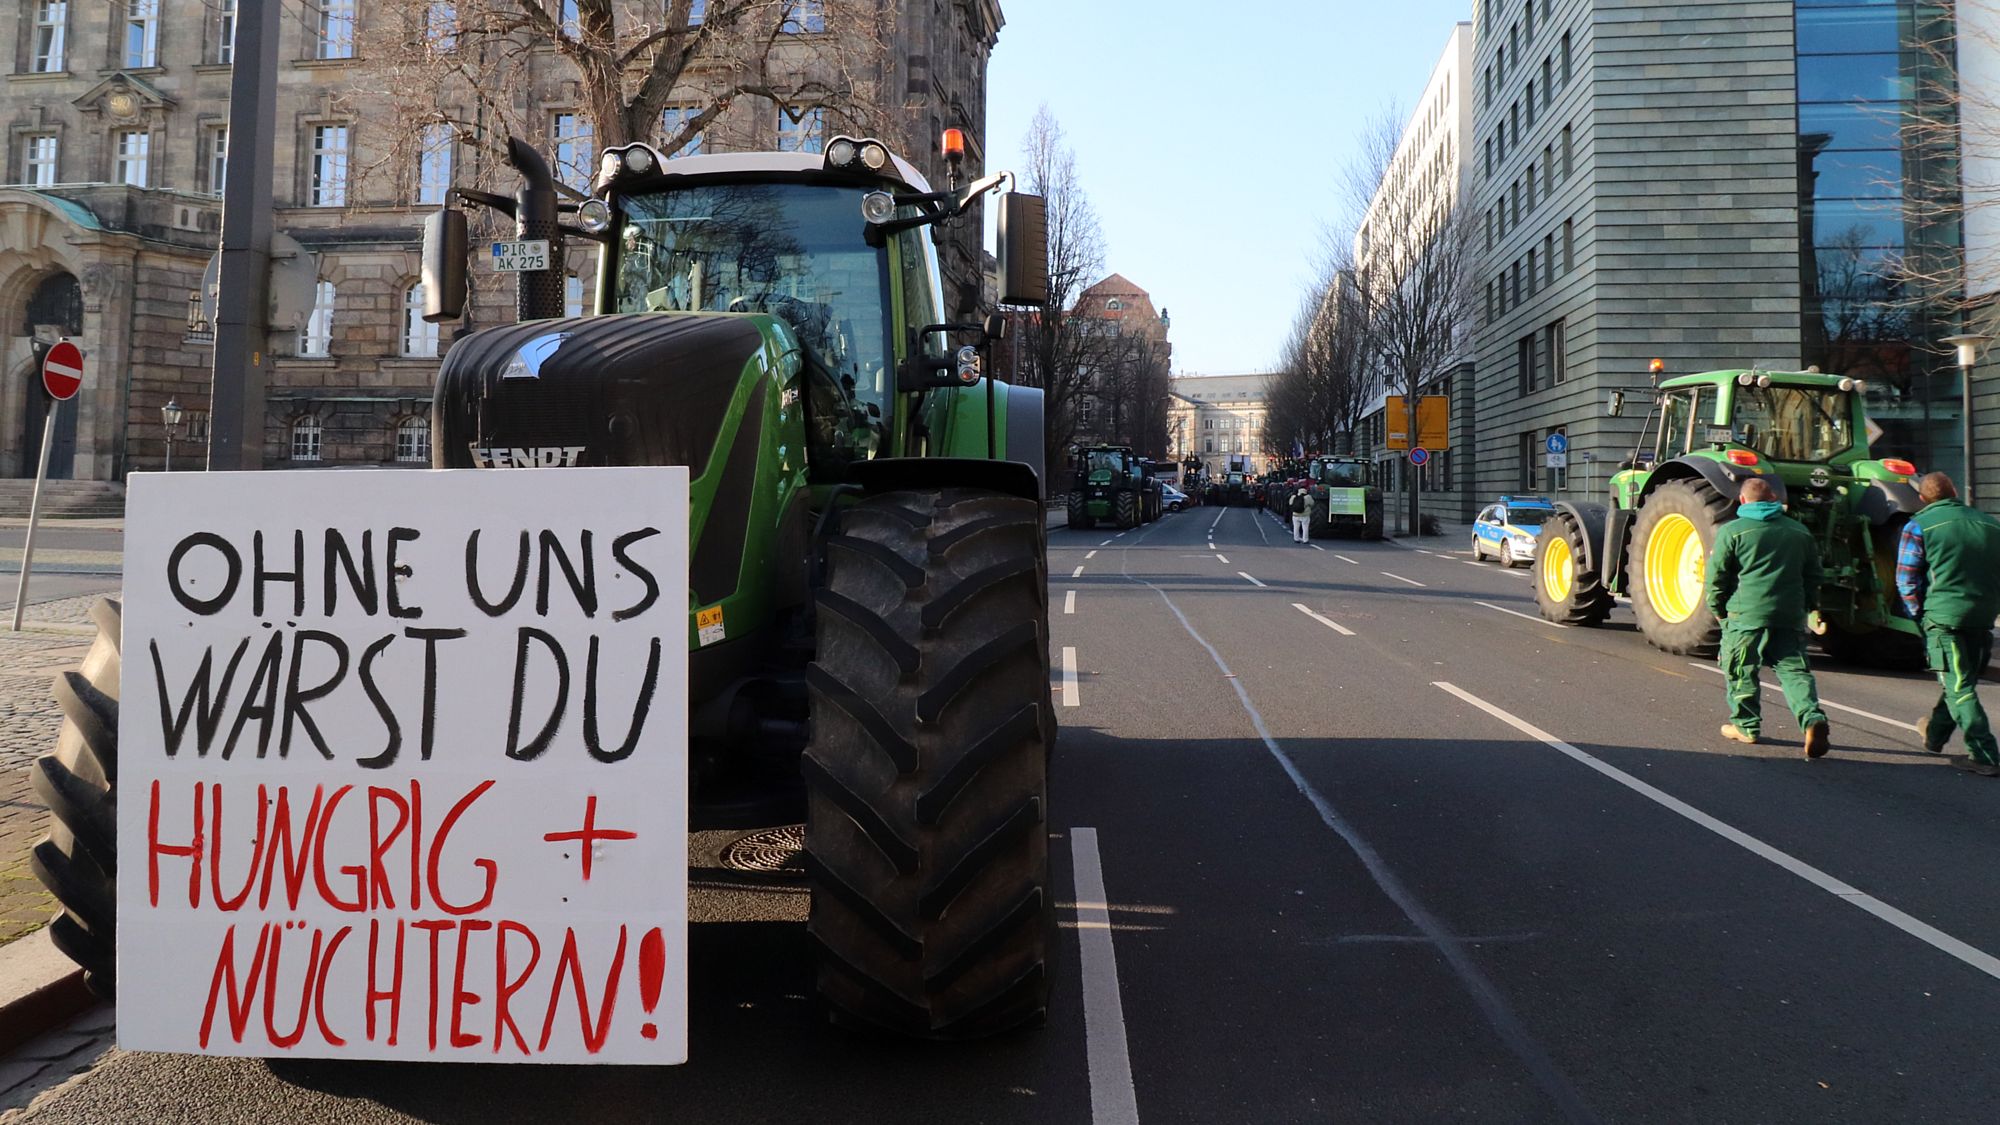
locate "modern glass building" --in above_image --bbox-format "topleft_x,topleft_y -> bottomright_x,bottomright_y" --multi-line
1795,0 -> 1963,477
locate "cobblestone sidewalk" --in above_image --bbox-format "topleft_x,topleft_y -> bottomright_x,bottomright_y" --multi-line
0,616 -> 100,948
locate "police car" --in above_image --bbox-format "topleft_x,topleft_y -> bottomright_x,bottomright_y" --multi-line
1472,496 -> 1558,568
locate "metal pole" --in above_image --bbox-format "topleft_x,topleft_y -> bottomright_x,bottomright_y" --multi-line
12,412 -> 58,632
207,0 -> 281,471
1964,360 -> 1977,508
165,430 -> 173,473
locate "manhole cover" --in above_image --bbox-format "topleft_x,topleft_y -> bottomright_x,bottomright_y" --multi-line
721,824 -> 805,875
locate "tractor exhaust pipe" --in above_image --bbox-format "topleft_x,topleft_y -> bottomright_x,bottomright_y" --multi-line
507,136 -> 566,322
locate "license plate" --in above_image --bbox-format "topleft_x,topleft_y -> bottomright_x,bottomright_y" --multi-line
491,240 -> 551,272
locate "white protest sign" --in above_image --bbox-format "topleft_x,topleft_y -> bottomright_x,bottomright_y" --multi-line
117,468 -> 688,1065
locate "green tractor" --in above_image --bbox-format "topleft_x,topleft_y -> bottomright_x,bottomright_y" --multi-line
1531,368 -> 1924,665
29,135 -> 1059,1038
1211,454 -> 1253,507
1066,444 -> 1159,529
1304,456 -> 1384,540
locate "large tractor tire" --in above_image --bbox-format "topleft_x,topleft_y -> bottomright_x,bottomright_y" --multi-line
29,598 -> 121,1000
1822,514 -> 1927,671
1534,513 -> 1614,627
1114,492 -> 1139,529
1626,480 -> 1732,657
1065,494 -> 1092,530
806,488 -> 1054,1038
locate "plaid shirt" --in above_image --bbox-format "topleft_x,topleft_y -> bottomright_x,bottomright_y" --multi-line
1895,519 -> 1927,618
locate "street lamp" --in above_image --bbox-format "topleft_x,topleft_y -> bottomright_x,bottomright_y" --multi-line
1941,332 -> 1990,505
161,398 -> 183,472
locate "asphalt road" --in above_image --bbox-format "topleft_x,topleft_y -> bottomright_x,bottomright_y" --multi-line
11,504 -> 2000,1122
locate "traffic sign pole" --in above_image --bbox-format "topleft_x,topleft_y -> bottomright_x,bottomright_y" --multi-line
11,410 -> 58,632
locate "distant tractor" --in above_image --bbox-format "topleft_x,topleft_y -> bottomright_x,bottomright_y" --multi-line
1532,368 -> 1924,665
1068,444 -> 1159,529
1304,456 -> 1384,540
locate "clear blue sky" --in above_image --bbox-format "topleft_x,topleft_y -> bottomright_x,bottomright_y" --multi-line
986,0 -> 1473,375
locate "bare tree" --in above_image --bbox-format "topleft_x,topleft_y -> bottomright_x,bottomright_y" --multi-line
1269,253 -> 1377,461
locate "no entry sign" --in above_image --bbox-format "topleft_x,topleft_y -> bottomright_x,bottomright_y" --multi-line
41,339 -> 82,401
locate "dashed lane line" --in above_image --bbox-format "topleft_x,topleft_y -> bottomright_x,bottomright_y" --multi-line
1072,566 -> 1086,579
1687,663 -> 1922,734
1382,572 -> 1427,588
1215,554 -> 1230,564
1100,539 -> 1114,547
1086,550 -> 1098,560
1435,681 -> 2000,988
1071,827 -> 1141,1125
1064,590 -> 1076,615
1334,554 -> 1361,565
1310,544 -> 1326,552
1477,601 -> 1564,629
1125,573 -> 1595,1124
1060,646 -> 1080,707
1210,508 -> 1226,531
1239,572 -> 1268,588
1293,603 -> 1356,636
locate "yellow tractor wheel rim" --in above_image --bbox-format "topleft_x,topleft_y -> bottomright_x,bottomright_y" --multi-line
1644,513 -> 1705,624
1542,534 -> 1575,604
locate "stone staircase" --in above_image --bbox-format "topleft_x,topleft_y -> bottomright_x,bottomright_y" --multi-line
0,479 -> 125,518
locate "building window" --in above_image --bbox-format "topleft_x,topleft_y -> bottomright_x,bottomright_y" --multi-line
1484,209 -> 1493,250
300,280 -> 335,356
1561,124 -> 1573,177
214,0 -> 237,64
660,106 -> 706,156
1544,231 -> 1556,282
416,124 -> 452,204
114,129 -> 148,187
291,417 -> 323,461
317,0 -> 356,60
1524,0 -> 1534,42
1517,333 -> 1535,395
1525,80 -> 1536,128
426,1 -> 457,50
780,0 -> 825,33
1543,147 -> 1554,193
1563,218 -> 1575,272
776,107 -> 825,153
1527,162 -> 1537,210
396,417 -> 431,463
32,0 -> 66,72
402,282 -> 439,357
1509,180 -> 1520,226
123,0 -> 157,68
1527,248 -> 1538,296
206,126 -> 228,197
1547,319 -> 1568,384
1561,31 -> 1572,84
1484,280 -> 1495,324
310,124 -> 349,206
23,135 -> 57,187
552,112 -> 593,192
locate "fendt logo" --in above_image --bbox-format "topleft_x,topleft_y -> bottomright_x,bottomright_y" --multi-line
468,445 -> 588,468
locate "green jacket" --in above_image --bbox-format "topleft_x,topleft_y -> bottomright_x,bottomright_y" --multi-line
1909,499 -> 2000,630
1704,501 -> 1821,629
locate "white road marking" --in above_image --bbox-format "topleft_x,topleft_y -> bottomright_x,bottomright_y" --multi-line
1100,539 -> 1114,547
1115,532 -> 1127,538
1071,828 -> 1141,1125
1434,682 -> 2000,987
1072,565 -> 1086,579
1464,561 -> 1486,568
1210,508 -> 1226,530
1477,601 -> 1563,629
1215,554 -> 1229,564
1294,603 -> 1356,636
1086,550 -> 1098,560
1381,572 -> 1427,588
1239,572 -> 1267,588
1060,647 -> 1080,707
1335,554 -> 1360,565
1127,578 -> 1592,1120
1310,544 -> 1326,552
1064,590 -> 1076,615
1687,663 -> 1922,734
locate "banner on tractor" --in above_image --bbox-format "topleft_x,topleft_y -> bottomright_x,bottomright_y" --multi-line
117,469 -> 689,1065
1324,489 -> 1369,516
1384,396 -> 1450,451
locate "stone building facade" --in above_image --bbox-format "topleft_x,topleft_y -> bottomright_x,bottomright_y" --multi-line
0,0 -> 1002,481
1168,372 -> 1275,479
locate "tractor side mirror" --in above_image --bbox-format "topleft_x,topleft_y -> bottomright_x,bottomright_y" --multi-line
998,192 -> 1049,307
422,207 -> 469,322
1607,390 -> 1626,418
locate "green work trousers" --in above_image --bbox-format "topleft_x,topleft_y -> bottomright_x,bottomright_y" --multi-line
1924,624 -> 1997,766
1720,622 -> 1827,737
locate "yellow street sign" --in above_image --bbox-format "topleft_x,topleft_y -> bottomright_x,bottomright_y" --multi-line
1385,395 -> 1450,451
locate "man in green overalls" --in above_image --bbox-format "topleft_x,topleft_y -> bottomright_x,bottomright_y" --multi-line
1896,472 -> 2000,776
1705,477 -> 1831,757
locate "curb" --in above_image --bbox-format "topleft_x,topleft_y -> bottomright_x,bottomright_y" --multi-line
0,565 -> 120,577
0,929 -> 93,1058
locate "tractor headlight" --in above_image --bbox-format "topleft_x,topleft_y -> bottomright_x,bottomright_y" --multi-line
623,147 -> 656,175
827,139 -> 858,168
861,190 -> 897,225
599,152 -> 623,184
859,141 -> 891,171
577,198 -> 612,233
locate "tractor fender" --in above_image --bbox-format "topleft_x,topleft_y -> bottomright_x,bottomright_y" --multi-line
1550,501 -> 1611,576
1858,477 -> 1922,525
1644,456 -> 1786,509
847,457 -> 1042,504
1003,385 -> 1047,499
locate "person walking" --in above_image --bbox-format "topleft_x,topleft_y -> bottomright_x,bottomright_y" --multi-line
1705,477 -> 1832,757
1895,472 -> 2000,776
1289,487 -> 1312,544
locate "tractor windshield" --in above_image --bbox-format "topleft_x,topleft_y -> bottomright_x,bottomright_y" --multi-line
1731,385 -> 1854,462
1085,451 -> 1125,477
614,182 -> 892,420
1316,461 -> 1373,487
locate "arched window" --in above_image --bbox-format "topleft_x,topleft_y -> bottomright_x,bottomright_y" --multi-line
396,416 -> 431,463
290,415 -> 322,461
300,280 -> 335,356
1105,298 -> 1123,311
402,281 -> 438,358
